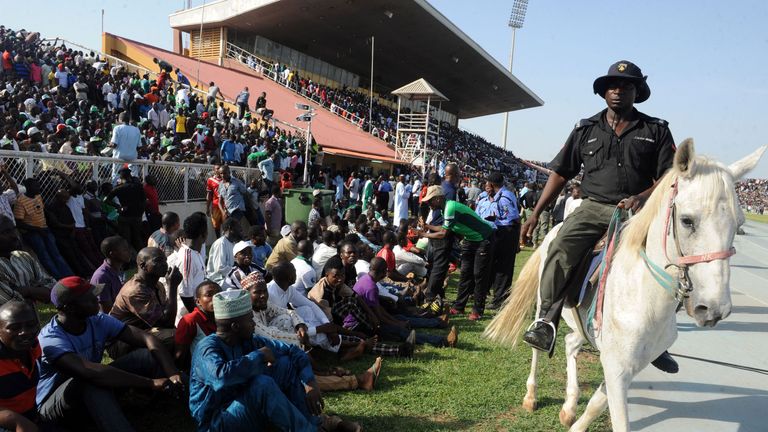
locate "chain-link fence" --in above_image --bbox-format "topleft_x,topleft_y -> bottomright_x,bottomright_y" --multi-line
0,150 -> 259,204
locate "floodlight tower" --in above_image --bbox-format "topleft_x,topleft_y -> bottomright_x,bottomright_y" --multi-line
501,0 -> 528,151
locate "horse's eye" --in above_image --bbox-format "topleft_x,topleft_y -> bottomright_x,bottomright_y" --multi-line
680,217 -> 695,229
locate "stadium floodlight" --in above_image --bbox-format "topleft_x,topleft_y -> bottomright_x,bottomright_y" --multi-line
509,0 -> 528,29
502,0 -> 528,151
296,113 -> 316,122
295,103 -> 311,111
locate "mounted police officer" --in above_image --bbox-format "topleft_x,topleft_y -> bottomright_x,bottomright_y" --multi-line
521,60 -> 679,373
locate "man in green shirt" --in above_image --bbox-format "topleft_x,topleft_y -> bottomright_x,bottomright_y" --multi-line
421,186 -> 496,321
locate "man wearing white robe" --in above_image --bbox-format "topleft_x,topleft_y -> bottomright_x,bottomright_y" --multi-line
393,175 -> 410,228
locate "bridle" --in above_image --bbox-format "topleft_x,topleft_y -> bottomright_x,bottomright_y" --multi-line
642,178 -> 736,301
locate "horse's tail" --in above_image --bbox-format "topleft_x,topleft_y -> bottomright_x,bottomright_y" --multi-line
483,249 -> 542,346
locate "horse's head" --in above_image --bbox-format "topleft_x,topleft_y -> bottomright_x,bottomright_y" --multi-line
672,139 -> 766,327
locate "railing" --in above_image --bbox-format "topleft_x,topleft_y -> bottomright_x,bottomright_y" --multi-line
0,150 -> 259,204
225,42 -> 396,145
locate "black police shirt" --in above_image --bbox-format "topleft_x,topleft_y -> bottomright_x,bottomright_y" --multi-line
549,108 -> 676,204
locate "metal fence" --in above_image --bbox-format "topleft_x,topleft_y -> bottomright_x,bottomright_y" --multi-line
0,150 -> 259,204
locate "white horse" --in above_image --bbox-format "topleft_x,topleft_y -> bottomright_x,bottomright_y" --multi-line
484,139 -> 766,432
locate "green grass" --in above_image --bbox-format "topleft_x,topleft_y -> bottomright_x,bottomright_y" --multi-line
745,212 -> 768,224
36,249 -> 610,431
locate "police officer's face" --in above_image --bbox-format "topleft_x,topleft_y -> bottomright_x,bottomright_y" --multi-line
603,79 -> 636,111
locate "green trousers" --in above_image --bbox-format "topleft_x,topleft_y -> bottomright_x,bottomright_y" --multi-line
532,210 -> 551,246
538,199 -> 623,314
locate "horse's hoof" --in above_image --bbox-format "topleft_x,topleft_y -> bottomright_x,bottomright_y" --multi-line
522,397 -> 538,412
559,408 -> 576,427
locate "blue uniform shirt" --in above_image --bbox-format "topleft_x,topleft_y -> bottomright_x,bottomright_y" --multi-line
475,186 -> 519,227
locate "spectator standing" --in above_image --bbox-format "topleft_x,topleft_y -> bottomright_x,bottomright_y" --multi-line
421,186 -> 496,321
218,165 -> 249,221
236,86 -> 250,119
206,165 -> 224,238
264,186 -> 284,246
206,81 -> 220,106
0,163 -> 19,225
109,112 -> 141,180
106,168 -> 147,254
170,212 -> 208,326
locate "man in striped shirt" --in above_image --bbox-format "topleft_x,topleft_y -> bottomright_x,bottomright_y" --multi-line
0,301 -> 40,431
0,215 -> 54,306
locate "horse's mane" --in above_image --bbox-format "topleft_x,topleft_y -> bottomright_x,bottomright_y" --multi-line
618,156 -> 739,256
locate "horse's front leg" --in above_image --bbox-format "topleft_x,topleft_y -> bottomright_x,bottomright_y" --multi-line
560,331 -> 585,427
522,348 -> 539,412
601,357 -> 634,432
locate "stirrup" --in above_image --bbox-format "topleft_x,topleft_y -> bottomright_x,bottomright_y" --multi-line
525,319 -> 557,353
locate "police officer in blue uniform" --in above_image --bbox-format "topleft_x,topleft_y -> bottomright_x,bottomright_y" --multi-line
476,172 -> 520,309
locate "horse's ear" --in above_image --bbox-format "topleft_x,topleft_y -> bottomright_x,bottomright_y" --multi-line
728,145 -> 767,180
674,138 -> 696,177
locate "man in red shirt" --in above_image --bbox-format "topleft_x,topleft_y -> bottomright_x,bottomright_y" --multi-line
206,164 -> 223,237
144,175 -> 161,232
175,281 -> 221,369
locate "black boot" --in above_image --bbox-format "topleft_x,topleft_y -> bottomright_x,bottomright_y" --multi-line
523,320 -> 555,352
651,351 -> 679,374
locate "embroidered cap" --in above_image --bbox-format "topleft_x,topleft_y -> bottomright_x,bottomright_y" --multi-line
241,272 -> 266,291
212,290 -> 252,320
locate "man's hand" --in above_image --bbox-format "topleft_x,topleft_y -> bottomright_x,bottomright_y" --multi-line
520,214 -> 538,244
258,347 -> 275,365
618,195 -> 646,213
296,325 -> 310,348
151,378 -> 170,392
167,266 -> 182,288
304,383 -> 324,416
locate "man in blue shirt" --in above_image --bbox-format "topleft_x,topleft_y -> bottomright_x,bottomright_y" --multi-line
220,133 -> 238,164
37,276 -> 183,431
218,165 -> 248,221
475,172 -> 521,309
189,289 -> 360,431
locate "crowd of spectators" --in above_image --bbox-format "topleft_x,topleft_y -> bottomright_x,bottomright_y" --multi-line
736,178 -> 768,214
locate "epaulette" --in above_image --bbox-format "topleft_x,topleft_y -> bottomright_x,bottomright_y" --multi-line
647,117 -> 669,127
573,118 -> 596,130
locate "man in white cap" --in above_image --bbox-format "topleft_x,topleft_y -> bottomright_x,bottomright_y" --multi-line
189,289 -> 361,431
222,240 -> 268,291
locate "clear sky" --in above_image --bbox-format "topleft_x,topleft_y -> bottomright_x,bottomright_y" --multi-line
3,0 -> 767,177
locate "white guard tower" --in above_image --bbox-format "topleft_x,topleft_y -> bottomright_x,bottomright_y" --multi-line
391,78 -> 449,175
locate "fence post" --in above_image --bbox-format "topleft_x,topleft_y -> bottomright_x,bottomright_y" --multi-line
25,155 -> 33,179
183,167 -> 189,203
91,160 -> 99,182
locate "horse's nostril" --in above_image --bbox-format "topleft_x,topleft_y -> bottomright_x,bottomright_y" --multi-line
694,305 -> 709,314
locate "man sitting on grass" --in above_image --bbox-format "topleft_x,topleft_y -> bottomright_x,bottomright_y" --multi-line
0,301 -> 41,432
90,236 -> 130,313
189,289 -> 361,431
223,241 -> 269,291
37,277 -> 184,431
109,247 -> 182,358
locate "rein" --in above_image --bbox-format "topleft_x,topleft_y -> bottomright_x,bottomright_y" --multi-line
592,178 -> 737,332
642,178 -> 736,301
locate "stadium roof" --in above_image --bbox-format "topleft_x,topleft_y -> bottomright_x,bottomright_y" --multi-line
169,0 -> 543,119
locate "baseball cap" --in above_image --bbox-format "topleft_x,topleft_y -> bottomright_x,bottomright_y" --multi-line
50,276 -> 104,308
26,127 -> 40,136
423,185 -> 445,202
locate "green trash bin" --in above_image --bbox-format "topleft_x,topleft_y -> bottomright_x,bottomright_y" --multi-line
283,188 -> 334,224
